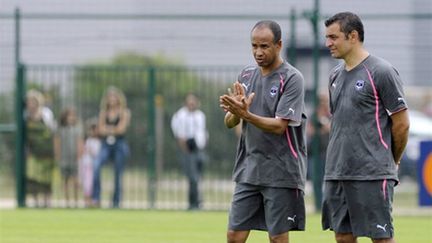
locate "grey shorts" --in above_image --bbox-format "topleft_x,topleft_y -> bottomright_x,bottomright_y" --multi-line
228,183 -> 305,236
322,180 -> 396,239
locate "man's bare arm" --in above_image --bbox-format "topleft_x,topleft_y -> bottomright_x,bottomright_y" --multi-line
224,111 -> 241,129
390,109 -> 410,164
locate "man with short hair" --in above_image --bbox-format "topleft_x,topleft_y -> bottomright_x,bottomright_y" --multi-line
322,12 -> 410,243
220,20 -> 307,243
171,93 -> 208,210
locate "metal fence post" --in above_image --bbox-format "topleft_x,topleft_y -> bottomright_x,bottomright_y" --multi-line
288,8 -> 297,65
304,0 -> 323,212
15,64 -> 26,208
14,8 -> 20,69
310,0 -> 323,212
14,7 -> 27,208
147,66 -> 157,208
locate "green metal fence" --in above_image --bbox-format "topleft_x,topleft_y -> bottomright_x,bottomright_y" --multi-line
15,64 -> 242,209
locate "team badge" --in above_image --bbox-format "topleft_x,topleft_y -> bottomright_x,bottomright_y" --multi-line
270,86 -> 278,97
355,80 -> 365,91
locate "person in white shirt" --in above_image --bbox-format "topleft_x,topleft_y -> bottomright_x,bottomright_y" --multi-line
41,106 -> 57,131
171,93 -> 208,210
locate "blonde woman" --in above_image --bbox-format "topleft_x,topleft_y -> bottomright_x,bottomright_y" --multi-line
25,89 -> 56,208
92,86 -> 131,208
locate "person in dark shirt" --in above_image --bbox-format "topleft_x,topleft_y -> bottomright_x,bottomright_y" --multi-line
220,20 -> 307,243
322,12 -> 410,243
92,86 -> 131,208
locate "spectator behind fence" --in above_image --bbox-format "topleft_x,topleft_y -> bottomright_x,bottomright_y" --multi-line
171,93 -> 208,210
79,119 -> 101,207
92,86 -> 131,208
25,89 -> 56,208
55,107 -> 84,208
306,93 -> 331,212
306,93 -> 330,181
219,20 -> 307,243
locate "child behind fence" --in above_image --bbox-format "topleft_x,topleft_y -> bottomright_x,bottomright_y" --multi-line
56,107 -> 84,208
79,119 -> 101,207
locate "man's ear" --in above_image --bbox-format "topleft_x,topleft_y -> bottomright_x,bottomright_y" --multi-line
349,30 -> 359,42
276,39 -> 282,49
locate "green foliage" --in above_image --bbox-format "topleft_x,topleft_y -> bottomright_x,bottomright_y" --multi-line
75,51 -> 199,103
0,93 -> 14,123
0,93 -> 16,172
73,51 -> 238,174
0,133 -> 14,173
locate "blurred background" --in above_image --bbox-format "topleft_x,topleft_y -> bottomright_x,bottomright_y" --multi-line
0,0 -> 431,212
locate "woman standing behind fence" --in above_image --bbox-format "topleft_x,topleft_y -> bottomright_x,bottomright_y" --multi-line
56,107 -> 84,208
25,89 -> 56,208
92,86 -> 131,208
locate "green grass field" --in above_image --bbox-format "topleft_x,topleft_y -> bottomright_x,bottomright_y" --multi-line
1,209 -> 431,243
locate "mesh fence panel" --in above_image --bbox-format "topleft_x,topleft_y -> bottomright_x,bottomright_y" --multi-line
23,65 -> 239,209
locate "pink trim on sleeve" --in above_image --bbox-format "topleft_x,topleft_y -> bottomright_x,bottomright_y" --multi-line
279,74 -> 285,93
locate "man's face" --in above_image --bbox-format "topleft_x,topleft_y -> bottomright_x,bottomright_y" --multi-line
186,95 -> 198,111
251,27 -> 281,68
325,22 -> 353,59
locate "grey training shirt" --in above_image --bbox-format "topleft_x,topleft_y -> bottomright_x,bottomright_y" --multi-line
325,55 -> 408,181
233,61 -> 307,190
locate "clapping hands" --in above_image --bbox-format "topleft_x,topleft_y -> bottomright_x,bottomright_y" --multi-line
219,81 -> 255,119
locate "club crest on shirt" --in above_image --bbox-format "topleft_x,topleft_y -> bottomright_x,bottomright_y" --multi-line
270,85 -> 278,97
355,80 -> 365,91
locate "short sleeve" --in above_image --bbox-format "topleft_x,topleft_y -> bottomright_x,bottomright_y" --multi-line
276,72 -> 305,126
327,64 -> 342,115
376,66 -> 408,114
170,111 -> 181,138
